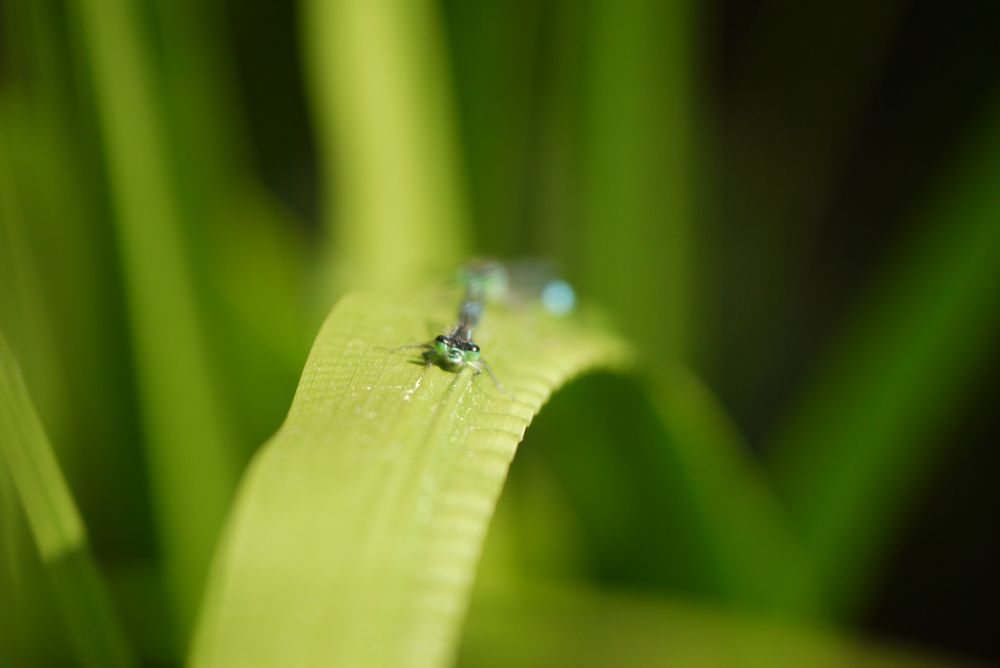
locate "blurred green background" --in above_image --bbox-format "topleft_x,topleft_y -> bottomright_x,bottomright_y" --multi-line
2,0 -> 999,665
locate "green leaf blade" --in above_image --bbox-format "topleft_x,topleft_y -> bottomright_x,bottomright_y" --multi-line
192,292 -> 630,667
579,0 -> 696,360
0,332 -> 135,668
769,104 -> 1000,615
70,0 -> 239,629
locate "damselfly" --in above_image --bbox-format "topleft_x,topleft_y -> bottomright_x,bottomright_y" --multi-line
393,259 -> 575,395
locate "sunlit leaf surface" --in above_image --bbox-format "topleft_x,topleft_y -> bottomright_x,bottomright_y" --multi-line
192,291 -> 631,667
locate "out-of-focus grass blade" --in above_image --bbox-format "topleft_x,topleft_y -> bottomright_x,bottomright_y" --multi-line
579,0 -> 696,359
145,0 -> 311,450
70,0 -> 238,630
144,0 -> 314,450
713,4 -> 902,395
200,186 -> 314,453
147,0 -> 247,208
0,110 -> 65,438
302,0 -> 469,291
442,1 -> 546,255
648,365 -> 802,608
770,105 -> 1000,615
498,375 -> 712,593
516,368 -> 799,607
0,453 -> 57,666
191,292 -> 631,667
3,16 -> 153,575
0,332 -> 135,668
458,580 -> 971,668
2,0 -> 144,529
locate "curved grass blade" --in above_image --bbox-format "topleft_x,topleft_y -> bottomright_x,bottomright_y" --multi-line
0,332 -> 134,668
191,292 -> 631,667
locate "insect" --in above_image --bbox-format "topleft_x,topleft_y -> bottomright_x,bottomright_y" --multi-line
394,280 -> 507,393
393,259 -> 575,396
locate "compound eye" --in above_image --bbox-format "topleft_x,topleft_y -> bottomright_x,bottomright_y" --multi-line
435,335 -> 448,344
433,336 -> 449,355
468,344 -> 480,353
